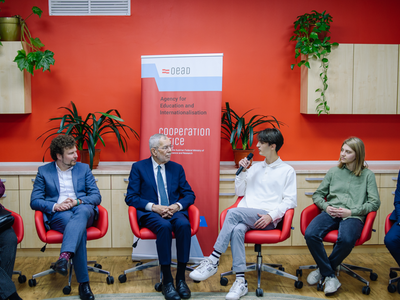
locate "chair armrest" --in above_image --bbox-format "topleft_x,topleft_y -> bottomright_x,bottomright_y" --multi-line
279,208 -> 294,241
357,211 -> 377,245
6,209 -> 24,244
35,210 -> 48,243
94,205 -> 108,238
188,205 -> 200,235
300,204 -> 321,236
128,206 -> 141,237
220,196 -> 243,229
385,213 -> 395,234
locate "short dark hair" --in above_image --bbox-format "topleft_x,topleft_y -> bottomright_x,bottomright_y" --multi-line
50,135 -> 76,161
257,128 -> 284,153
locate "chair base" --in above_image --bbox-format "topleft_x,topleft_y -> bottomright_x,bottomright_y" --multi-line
387,267 -> 400,293
28,259 -> 114,293
220,244 -> 303,295
297,263 -> 378,294
118,259 -> 198,291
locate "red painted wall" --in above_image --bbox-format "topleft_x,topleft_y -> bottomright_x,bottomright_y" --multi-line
1,0 -> 400,162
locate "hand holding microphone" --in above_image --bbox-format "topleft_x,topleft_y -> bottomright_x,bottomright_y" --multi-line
236,153 -> 254,175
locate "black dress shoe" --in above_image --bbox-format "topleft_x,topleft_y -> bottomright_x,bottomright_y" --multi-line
79,282 -> 95,300
176,280 -> 191,299
162,282 -> 181,300
53,258 -> 68,276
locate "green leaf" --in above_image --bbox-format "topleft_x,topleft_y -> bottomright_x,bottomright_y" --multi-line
32,6 -> 43,17
322,58 -> 328,63
304,61 -> 310,69
309,32 -> 318,39
36,50 -> 55,72
290,64 -> 295,70
0,0 -> 4,3
30,37 -> 44,48
13,50 -> 32,74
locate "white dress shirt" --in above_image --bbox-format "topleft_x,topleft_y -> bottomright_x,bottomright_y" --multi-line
235,158 -> 297,227
53,163 -> 77,211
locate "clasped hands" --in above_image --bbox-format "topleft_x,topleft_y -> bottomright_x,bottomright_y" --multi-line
152,203 -> 180,218
326,206 -> 351,218
54,198 -> 77,212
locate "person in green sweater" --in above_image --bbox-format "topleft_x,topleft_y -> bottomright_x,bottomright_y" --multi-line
304,137 -> 380,295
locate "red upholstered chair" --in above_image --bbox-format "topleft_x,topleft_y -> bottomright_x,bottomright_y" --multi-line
385,213 -> 400,293
296,204 -> 378,295
118,204 -> 200,291
219,197 -> 303,297
5,209 -> 26,283
29,205 -> 114,295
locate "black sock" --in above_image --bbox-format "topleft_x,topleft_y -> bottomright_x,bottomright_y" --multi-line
161,264 -> 173,285
7,292 -> 22,300
176,262 -> 187,282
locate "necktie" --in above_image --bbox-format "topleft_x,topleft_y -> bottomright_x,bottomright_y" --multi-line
157,165 -> 169,206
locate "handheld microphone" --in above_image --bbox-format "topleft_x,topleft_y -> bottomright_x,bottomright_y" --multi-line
236,153 -> 254,176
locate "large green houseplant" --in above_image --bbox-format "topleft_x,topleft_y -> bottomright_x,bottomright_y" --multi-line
221,102 -> 284,166
290,10 -> 338,115
38,101 -> 139,169
0,0 -> 55,74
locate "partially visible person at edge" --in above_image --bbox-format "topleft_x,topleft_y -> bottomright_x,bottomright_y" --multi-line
31,135 -> 101,300
385,170 -> 400,268
0,179 -> 23,300
304,137 -> 380,295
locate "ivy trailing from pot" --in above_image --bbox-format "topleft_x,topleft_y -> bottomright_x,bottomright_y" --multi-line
0,0 -> 55,74
290,10 -> 338,115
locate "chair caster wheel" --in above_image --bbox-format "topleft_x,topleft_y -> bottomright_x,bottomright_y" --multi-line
136,262 -> 143,267
155,282 -> 163,292
107,276 -> 114,284
390,270 -> 398,278
256,288 -> 263,297
118,274 -> 127,283
296,269 -> 302,277
370,272 -> 378,281
94,263 -> 102,269
278,266 -> 285,271
63,286 -> 71,295
18,274 -> 27,283
362,286 -> 370,295
28,279 -> 36,287
220,277 -> 228,286
388,284 -> 397,293
295,281 -> 303,289
317,282 -> 323,291
193,280 -> 200,283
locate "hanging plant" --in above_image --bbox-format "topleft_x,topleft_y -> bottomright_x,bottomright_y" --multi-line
290,10 -> 339,115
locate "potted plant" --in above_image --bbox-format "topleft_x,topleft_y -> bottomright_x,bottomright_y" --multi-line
221,102 -> 284,167
0,0 -> 55,74
38,101 -> 139,169
290,10 -> 339,115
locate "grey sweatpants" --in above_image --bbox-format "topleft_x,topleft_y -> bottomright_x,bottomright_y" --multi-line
214,207 -> 275,272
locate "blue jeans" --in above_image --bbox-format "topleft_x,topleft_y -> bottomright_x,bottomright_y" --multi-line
385,222 -> 400,267
304,211 -> 364,278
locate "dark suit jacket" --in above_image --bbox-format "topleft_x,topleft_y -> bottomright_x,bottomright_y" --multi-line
30,161 -> 101,227
390,170 -> 400,223
125,157 -> 195,221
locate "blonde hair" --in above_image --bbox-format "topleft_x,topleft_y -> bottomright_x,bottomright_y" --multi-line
338,137 -> 367,176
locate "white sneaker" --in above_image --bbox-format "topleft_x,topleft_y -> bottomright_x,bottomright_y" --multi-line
189,258 -> 218,281
324,276 -> 341,295
226,277 -> 248,300
307,268 -> 322,285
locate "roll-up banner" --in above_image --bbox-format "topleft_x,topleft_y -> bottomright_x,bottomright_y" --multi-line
136,54 -> 223,258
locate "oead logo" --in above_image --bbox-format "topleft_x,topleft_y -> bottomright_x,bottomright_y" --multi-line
161,67 -> 190,75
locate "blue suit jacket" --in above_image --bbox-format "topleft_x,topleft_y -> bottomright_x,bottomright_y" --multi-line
389,170 -> 400,223
125,157 -> 195,221
30,161 -> 101,227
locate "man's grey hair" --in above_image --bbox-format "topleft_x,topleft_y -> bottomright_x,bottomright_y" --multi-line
149,133 -> 168,153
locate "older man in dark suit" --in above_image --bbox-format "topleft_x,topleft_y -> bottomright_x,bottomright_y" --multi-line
125,133 -> 195,300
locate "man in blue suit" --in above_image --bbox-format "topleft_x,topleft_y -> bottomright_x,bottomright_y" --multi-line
31,135 -> 101,300
385,170 -> 400,266
126,133 -> 195,300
